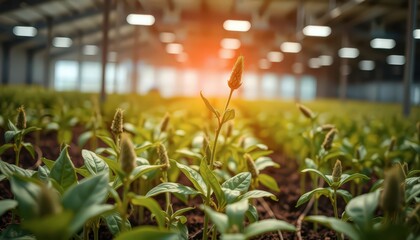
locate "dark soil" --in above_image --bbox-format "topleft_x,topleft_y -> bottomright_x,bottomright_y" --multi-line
0,126 -> 343,239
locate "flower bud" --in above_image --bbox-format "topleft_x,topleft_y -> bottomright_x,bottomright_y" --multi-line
37,184 -> 62,217
320,124 -> 335,132
297,104 -> 314,119
228,56 -> 244,90
120,133 -> 136,175
322,129 -> 337,151
380,166 -> 404,216
245,154 -> 259,179
16,105 -> 27,130
332,160 -> 342,183
111,108 -> 124,136
160,113 -> 170,133
157,143 -> 170,171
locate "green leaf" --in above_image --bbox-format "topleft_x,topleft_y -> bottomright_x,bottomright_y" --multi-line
0,143 -> 13,155
82,150 -> 109,175
221,233 -> 245,240
245,205 -> 258,223
103,210 -> 131,236
172,207 -> 195,219
223,188 -> 241,204
134,142 -> 153,154
115,226 -> 178,240
0,160 -> 35,178
345,191 -> 380,228
21,127 -> 40,136
129,165 -> 163,184
74,166 -> 91,178
97,135 -> 117,152
254,157 -> 279,171
222,109 -> 235,124
200,159 -> 226,207
22,142 -> 35,159
245,144 -> 269,152
146,182 -> 199,198
5,130 -> 19,143
131,196 -> 166,229
244,219 -> 296,238
49,147 -> 77,190
22,211 -> 74,240
302,168 -> 332,186
222,172 -> 251,192
37,165 -> 50,182
296,188 -> 331,207
41,158 -> 55,170
337,189 -> 353,203
201,205 -> 228,233
7,120 -> 18,131
339,173 -> 369,187
78,131 -> 93,147
0,199 -> 18,216
10,176 -> 40,219
226,200 -> 248,233
200,91 -> 219,118
258,173 -> 280,192
0,224 -> 35,240
238,190 -> 277,201
305,216 -> 359,240
100,156 -> 126,179
176,149 -> 203,161
174,161 -> 207,196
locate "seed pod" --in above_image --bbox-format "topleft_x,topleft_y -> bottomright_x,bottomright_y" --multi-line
120,133 -> 136,175
297,104 -> 314,119
245,154 -> 259,179
111,108 -> 124,135
16,105 -> 27,129
322,129 -> 337,151
227,56 -> 244,90
332,160 -> 342,183
388,136 -> 396,152
320,124 -> 335,132
160,113 -> 170,133
37,184 -> 62,217
157,143 -> 170,171
380,166 -> 404,216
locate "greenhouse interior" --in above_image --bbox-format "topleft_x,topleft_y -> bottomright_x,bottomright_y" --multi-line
0,0 -> 419,239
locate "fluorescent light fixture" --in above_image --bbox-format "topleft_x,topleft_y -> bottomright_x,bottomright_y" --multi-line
223,20 -> 251,32
413,29 -> 420,39
83,45 -> 98,55
126,14 -> 155,26
267,51 -> 283,62
166,43 -> 183,54
220,38 -> 241,49
280,42 -> 301,53
13,26 -> 37,37
338,47 -> 359,58
308,58 -> 321,69
370,38 -> 396,49
176,53 -> 188,62
319,55 -> 333,66
219,49 -> 235,59
386,55 -> 405,65
108,52 -> 117,62
359,60 -> 375,71
302,25 -> 331,37
159,32 -> 176,43
53,37 -> 72,48
259,59 -> 271,69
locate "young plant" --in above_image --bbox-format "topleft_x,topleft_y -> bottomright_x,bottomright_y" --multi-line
1,106 -> 39,166
201,199 -> 295,240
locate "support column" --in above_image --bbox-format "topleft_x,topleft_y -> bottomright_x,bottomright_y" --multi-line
25,50 -> 34,85
294,0 -> 304,102
44,17 -> 53,88
113,0 -> 123,93
339,34 -> 349,101
1,43 -> 10,85
402,0 -> 417,117
100,0 -> 110,103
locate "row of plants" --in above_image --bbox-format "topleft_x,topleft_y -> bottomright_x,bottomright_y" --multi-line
0,57 -> 296,240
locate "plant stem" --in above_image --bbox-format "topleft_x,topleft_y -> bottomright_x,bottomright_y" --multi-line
224,89 -> 234,112
93,222 -> 99,240
120,180 -> 130,233
163,171 -> 171,229
333,188 -> 338,219
202,196 -> 210,240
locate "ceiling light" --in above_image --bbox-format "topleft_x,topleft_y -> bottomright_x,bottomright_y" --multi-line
219,49 -> 235,59
166,43 -> 183,54
319,55 -> 333,66
308,58 -> 321,69
370,38 -> 396,49
83,45 -> 98,55
223,20 -> 251,32
302,25 -> 331,37
13,26 -> 37,37
220,38 -> 241,49
413,29 -> 420,39
53,37 -> 72,48
359,60 -> 375,71
338,47 -> 359,58
159,32 -> 176,43
386,55 -> 405,65
259,59 -> 271,69
126,14 -> 155,26
267,51 -> 283,62
280,42 -> 301,53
